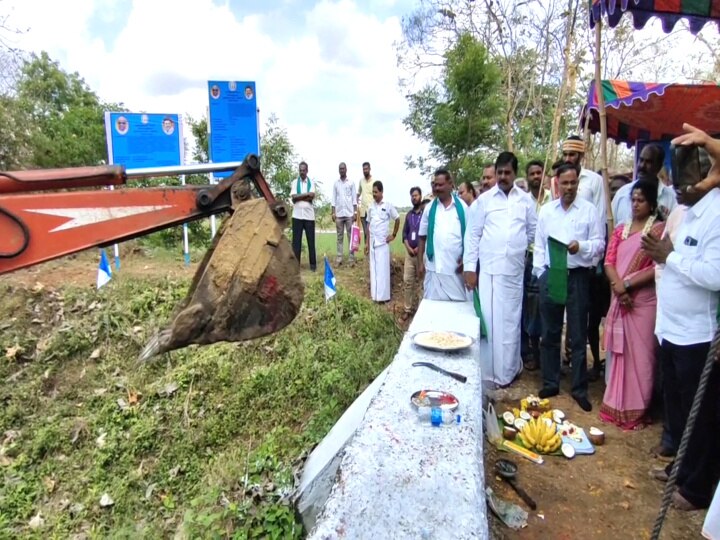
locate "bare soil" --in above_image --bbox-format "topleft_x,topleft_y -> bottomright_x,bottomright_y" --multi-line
1,249 -> 708,539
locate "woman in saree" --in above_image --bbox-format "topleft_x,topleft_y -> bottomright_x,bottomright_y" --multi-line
600,179 -> 665,430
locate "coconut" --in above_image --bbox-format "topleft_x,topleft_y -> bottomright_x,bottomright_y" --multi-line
588,427 -> 605,446
503,426 -> 517,440
502,411 -> 515,426
561,442 -> 575,459
519,411 -> 532,421
552,409 -> 565,423
513,418 -> 527,431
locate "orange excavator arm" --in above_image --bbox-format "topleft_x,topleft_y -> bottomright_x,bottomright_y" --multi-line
0,154 -> 304,360
0,155 -> 286,275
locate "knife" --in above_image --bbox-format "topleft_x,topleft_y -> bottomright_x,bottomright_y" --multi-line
412,361 -> 467,383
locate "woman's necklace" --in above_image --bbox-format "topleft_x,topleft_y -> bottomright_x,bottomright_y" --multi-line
622,215 -> 656,240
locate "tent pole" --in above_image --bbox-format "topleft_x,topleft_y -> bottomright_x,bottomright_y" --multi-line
594,19 -> 614,232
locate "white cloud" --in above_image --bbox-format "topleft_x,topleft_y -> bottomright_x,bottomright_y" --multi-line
4,0 -> 430,205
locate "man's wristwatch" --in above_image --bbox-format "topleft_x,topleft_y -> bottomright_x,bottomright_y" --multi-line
623,279 -> 632,291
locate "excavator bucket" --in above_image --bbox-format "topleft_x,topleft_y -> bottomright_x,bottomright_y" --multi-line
139,197 -> 303,360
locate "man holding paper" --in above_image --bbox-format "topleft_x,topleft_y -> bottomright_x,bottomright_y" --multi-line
533,162 -> 605,412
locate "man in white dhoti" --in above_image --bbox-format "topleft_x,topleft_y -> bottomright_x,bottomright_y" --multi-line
463,152 -> 537,387
364,181 -> 399,302
418,169 -> 469,302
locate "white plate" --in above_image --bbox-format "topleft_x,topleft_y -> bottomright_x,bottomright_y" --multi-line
412,331 -> 474,352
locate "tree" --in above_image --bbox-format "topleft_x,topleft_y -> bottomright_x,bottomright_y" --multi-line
403,33 -> 502,182
260,114 -> 297,200
15,52 -> 122,168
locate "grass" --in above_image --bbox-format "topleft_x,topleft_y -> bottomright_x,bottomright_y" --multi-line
0,271 -> 401,538
298,214 -> 410,263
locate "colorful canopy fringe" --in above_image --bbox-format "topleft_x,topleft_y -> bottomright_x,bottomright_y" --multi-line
590,0 -> 720,34
580,79 -> 720,146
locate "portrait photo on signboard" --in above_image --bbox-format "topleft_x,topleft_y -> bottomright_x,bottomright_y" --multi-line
115,116 -> 129,135
162,116 -> 175,135
244,85 -> 254,100
228,81 -> 237,91
211,85 -> 221,99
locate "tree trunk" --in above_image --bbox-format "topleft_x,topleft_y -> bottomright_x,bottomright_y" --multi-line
594,21 -> 614,232
544,0 -> 577,176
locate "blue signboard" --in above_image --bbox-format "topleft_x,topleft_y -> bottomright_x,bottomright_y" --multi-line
104,112 -> 183,168
103,112 -> 186,269
207,80 -> 259,179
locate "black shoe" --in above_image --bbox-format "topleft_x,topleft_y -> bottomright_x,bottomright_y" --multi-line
310,267 -> 317,272
538,387 -> 559,399
587,366 -> 601,382
573,395 -> 592,412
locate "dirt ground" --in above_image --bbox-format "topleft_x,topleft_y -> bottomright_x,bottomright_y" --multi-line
1,247 -> 709,539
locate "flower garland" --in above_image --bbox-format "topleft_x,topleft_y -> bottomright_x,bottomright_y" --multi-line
621,215 -> 656,240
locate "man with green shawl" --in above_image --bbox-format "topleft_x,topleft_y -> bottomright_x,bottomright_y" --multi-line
418,169 -> 469,302
533,162 -> 604,412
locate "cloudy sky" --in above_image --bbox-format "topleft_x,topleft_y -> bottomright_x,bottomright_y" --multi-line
3,0 -> 431,205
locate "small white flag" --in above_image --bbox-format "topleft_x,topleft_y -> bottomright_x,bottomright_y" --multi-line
324,257 -> 336,302
97,249 -> 112,290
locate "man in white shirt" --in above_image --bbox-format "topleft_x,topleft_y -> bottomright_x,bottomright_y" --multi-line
562,135 -> 609,381
331,162 -> 358,266
419,169 -> 469,302
533,162 -> 605,412
291,161 -> 316,271
463,152 -> 537,387
642,171 -> 720,512
364,180 -> 400,302
611,144 -> 677,224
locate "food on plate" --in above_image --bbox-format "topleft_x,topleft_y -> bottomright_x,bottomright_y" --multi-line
588,427 -> 605,446
503,426 -> 517,440
518,417 -> 562,454
411,390 -> 459,410
414,331 -> 472,350
559,421 -> 582,442
502,411 -> 515,426
561,442 -> 576,459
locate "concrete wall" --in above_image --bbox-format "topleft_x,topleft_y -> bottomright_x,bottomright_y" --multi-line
299,299 -> 488,539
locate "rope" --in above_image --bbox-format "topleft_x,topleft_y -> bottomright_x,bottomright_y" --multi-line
650,327 -> 720,540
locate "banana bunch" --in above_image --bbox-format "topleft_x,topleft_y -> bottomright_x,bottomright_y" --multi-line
518,417 -> 562,454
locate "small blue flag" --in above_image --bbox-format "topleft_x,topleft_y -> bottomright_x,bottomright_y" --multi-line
324,257 -> 336,302
97,249 -> 112,290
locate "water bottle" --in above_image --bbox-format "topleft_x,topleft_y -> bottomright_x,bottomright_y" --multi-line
417,406 -> 461,426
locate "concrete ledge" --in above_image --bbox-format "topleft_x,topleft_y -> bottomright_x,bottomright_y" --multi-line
306,299 -> 488,539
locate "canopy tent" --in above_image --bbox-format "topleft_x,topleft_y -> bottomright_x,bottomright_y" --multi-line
590,0 -> 720,35
581,79 -> 720,146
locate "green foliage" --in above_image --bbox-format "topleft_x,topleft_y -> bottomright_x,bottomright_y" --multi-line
260,114 -> 297,201
187,115 -> 209,163
0,270 -> 400,538
15,52 -> 125,168
403,34 -> 502,180
0,94 -> 33,169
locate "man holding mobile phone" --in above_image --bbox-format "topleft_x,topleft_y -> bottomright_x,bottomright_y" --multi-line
642,128 -> 720,511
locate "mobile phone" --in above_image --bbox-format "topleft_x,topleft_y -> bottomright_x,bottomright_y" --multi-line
671,144 -> 701,187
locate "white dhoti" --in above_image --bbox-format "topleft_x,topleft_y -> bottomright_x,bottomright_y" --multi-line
478,272 -> 523,386
423,271 -> 469,302
369,243 -> 391,301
